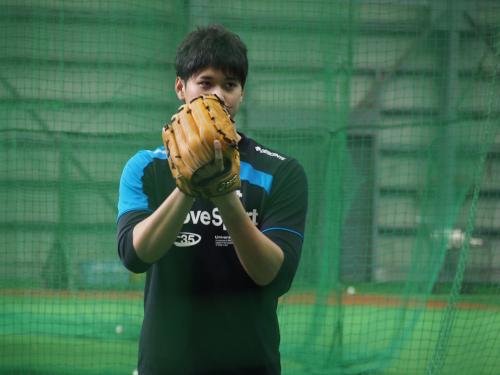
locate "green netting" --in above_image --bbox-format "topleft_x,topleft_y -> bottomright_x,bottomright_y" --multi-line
1,1 -> 500,374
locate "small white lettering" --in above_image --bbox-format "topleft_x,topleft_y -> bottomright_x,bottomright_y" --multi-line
255,145 -> 286,160
215,235 -> 233,247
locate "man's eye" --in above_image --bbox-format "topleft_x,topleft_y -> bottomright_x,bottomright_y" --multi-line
199,81 -> 211,88
225,82 -> 237,90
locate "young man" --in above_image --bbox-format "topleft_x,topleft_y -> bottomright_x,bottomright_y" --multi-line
117,24 -> 308,375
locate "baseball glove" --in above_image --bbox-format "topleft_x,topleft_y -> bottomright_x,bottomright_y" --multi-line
162,94 -> 241,198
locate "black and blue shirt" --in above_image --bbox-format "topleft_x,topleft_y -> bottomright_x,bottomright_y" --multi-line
117,133 -> 308,375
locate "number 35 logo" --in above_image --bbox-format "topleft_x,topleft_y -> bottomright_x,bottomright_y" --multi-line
174,232 -> 202,247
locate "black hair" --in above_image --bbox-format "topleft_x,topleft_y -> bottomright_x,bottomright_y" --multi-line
175,24 -> 248,88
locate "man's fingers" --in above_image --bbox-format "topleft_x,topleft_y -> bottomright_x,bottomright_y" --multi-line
214,140 -> 224,172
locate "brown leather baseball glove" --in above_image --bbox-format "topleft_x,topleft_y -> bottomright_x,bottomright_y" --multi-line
162,94 -> 241,198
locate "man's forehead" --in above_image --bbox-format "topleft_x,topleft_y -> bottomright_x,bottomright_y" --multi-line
194,68 -> 238,81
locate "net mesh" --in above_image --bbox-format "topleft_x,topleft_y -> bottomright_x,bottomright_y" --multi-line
1,1 -> 499,374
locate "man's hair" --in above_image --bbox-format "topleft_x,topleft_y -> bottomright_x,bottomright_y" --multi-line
175,24 -> 248,88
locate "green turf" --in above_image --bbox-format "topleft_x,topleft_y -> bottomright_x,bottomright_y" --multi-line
0,294 -> 141,375
278,303 -> 500,375
0,335 -> 136,375
1,293 -> 500,375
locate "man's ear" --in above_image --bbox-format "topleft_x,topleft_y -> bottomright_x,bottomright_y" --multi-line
175,77 -> 185,100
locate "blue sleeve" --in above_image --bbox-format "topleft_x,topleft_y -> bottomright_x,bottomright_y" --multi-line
115,148 -> 167,272
117,149 -> 165,221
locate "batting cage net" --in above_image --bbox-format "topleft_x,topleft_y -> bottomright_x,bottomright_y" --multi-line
1,1 -> 499,374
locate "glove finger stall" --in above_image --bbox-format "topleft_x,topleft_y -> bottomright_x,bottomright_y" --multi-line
178,106 -> 213,166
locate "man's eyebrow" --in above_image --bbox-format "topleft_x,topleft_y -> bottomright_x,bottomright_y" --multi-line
197,74 -> 214,80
